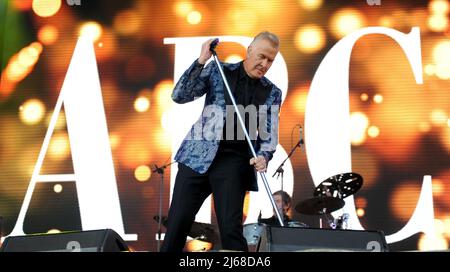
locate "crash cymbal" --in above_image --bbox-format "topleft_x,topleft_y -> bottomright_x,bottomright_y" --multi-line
295,196 -> 345,215
313,172 -> 363,199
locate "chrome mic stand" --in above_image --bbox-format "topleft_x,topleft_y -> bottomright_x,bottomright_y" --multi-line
153,161 -> 175,252
210,39 -> 284,226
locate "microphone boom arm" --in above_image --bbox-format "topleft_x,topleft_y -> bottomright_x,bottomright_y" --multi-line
272,132 -> 303,178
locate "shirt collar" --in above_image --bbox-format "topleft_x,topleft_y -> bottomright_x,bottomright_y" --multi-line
239,62 -> 259,85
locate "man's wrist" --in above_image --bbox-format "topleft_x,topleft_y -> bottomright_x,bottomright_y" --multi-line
197,58 -> 206,65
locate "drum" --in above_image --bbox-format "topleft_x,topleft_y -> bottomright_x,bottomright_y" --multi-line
287,221 -> 309,228
243,223 -> 265,245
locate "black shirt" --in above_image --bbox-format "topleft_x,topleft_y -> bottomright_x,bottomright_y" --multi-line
218,62 -> 258,158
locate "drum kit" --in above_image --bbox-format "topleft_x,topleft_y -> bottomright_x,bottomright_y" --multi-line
294,172 -> 363,229
154,172 -> 363,251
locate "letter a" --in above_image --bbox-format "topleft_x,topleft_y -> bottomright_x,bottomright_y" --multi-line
6,36 -> 136,241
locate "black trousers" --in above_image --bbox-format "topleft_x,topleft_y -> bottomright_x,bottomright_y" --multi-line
160,151 -> 251,252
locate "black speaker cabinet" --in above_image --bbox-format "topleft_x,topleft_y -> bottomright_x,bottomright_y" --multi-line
0,229 -> 129,252
258,226 -> 388,252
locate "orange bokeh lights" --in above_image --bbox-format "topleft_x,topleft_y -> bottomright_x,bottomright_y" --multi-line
32,0 -> 61,18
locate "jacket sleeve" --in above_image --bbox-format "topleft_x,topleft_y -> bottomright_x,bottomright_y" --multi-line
256,87 -> 282,163
171,59 -> 214,104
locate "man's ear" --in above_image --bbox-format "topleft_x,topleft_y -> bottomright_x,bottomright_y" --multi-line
247,45 -> 252,54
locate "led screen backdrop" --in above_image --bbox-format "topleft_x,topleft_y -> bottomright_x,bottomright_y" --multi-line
0,0 -> 449,252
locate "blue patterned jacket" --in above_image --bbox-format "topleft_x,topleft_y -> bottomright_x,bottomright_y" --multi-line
172,59 -> 282,190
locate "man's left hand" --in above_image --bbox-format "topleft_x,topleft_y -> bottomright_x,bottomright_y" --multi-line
250,156 -> 267,172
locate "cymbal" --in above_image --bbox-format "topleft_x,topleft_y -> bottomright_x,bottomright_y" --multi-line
153,215 -> 219,244
295,196 -> 345,215
313,172 -> 363,199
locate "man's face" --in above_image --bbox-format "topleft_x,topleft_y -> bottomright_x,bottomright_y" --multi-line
243,39 -> 278,79
274,194 -> 289,214
274,195 -> 283,212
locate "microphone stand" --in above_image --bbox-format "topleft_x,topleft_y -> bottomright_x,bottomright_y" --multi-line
272,129 -> 304,188
272,127 -> 304,224
210,42 -> 285,227
153,161 -> 175,252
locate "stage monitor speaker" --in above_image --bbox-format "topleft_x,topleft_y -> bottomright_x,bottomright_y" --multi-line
258,226 -> 388,252
0,229 -> 129,252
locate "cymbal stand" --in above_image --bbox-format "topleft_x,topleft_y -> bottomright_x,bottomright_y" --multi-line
272,129 -> 303,191
318,208 -> 336,229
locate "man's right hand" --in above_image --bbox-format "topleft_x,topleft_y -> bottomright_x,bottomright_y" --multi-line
198,38 -> 216,65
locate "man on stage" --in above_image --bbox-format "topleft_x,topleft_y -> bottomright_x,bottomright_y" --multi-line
161,31 -> 282,252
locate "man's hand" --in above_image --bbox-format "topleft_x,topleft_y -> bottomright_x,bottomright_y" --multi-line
198,38 -> 216,65
250,156 -> 267,172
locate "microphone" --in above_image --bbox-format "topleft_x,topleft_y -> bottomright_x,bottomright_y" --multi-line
299,124 -> 304,151
210,38 -> 219,53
